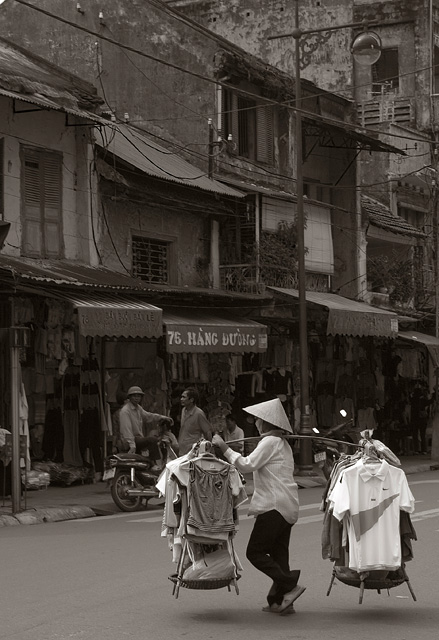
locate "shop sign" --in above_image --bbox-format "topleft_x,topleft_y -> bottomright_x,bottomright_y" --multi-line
166,325 -> 267,353
77,306 -> 162,338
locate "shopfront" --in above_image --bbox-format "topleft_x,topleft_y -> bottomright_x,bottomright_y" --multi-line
0,290 -> 163,489
162,311 -> 268,436
261,288 -> 424,446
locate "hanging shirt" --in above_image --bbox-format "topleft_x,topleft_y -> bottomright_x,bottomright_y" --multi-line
329,459 -> 415,571
225,432 -> 299,525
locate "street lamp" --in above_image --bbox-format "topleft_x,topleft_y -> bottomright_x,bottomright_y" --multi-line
269,1 -> 382,472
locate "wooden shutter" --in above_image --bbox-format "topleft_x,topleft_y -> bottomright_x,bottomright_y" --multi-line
230,92 -> 240,151
42,152 -> 62,257
23,151 -> 42,256
22,147 -> 62,257
256,105 -> 274,164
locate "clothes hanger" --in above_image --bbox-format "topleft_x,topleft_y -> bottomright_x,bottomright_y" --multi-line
361,441 -> 381,465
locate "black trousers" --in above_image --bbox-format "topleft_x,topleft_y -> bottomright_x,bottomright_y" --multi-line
246,509 -> 300,606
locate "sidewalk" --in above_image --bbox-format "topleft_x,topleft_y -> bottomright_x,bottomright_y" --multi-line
1,455 -> 438,527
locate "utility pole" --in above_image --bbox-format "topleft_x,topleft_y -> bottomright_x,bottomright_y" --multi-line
208,118 -> 214,179
9,327 -> 30,513
432,140 -> 439,462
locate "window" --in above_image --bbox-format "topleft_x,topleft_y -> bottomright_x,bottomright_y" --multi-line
262,196 -> 334,275
132,235 -> 171,284
21,146 -> 62,258
398,205 -> 425,230
222,89 -> 274,164
372,48 -> 399,94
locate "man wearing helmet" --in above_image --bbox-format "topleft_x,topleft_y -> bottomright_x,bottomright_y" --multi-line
119,386 -> 173,470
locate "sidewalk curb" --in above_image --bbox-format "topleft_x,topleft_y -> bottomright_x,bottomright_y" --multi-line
0,505 -> 95,527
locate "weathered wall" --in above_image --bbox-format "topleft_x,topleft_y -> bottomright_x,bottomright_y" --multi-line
0,0 -> 296,186
0,0 -> 227,174
0,95 -> 96,263
168,0 -> 355,93
0,1 -> 212,168
99,182 -> 210,287
353,0 -> 431,131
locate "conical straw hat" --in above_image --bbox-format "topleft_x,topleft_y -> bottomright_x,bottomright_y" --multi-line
243,398 -> 293,433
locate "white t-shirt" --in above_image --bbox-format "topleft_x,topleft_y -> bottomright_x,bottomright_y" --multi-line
329,458 -> 415,571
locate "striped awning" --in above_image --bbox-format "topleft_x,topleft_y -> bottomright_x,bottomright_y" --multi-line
67,294 -> 162,338
163,311 -> 267,353
269,288 -> 399,338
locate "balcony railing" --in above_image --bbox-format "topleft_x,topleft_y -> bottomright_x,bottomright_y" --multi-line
219,264 -> 330,293
219,263 -> 299,293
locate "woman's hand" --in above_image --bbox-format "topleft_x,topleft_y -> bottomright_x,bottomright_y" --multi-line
212,434 -> 229,454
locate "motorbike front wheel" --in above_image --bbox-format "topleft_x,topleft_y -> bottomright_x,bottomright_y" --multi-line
111,471 -> 144,512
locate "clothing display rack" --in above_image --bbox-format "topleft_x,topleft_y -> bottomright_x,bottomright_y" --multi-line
158,440 -> 246,599
321,435 -> 417,604
326,562 -> 416,604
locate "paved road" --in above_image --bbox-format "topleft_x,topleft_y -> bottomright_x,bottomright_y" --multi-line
1,470 -> 438,640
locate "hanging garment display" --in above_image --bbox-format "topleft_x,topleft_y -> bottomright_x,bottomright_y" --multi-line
157,440 -> 247,598
322,437 -> 417,604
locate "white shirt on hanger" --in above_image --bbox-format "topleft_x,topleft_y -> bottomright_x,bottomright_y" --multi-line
329,458 -> 415,571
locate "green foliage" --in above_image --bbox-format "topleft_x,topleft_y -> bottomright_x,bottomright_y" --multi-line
367,251 -> 415,304
257,221 -> 299,287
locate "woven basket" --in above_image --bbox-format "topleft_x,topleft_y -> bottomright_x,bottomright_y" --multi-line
168,574 -> 241,590
335,568 -> 405,590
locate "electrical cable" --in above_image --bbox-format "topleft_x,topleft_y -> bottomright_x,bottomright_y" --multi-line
11,0 -> 439,148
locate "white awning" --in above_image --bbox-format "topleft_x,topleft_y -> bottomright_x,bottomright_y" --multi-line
398,331 -> 439,368
163,311 -> 267,353
269,288 -> 399,337
67,294 -> 162,338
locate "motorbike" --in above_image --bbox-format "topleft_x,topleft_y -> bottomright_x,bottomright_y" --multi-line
312,418 -> 359,480
104,437 -> 177,512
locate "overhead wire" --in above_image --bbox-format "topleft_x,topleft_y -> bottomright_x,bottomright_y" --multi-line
9,0 -> 436,266
11,0 -> 439,147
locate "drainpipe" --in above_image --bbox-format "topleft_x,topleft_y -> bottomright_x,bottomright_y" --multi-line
355,155 -> 365,300
255,194 -> 261,285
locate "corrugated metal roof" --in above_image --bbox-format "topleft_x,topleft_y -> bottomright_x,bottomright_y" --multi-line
0,256 -> 152,290
0,255 -> 271,302
0,36 -> 103,118
0,87 -> 107,124
270,288 -> 398,316
363,196 -> 425,238
96,124 -> 244,198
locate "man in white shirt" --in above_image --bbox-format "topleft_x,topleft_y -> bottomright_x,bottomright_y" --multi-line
222,414 -> 244,454
212,398 -> 306,615
119,386 -> 173,471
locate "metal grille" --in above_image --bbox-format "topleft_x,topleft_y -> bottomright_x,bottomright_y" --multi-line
132,236 -> 169,283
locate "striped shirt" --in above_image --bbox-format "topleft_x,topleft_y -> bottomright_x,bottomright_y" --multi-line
224,432 -> 299,525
